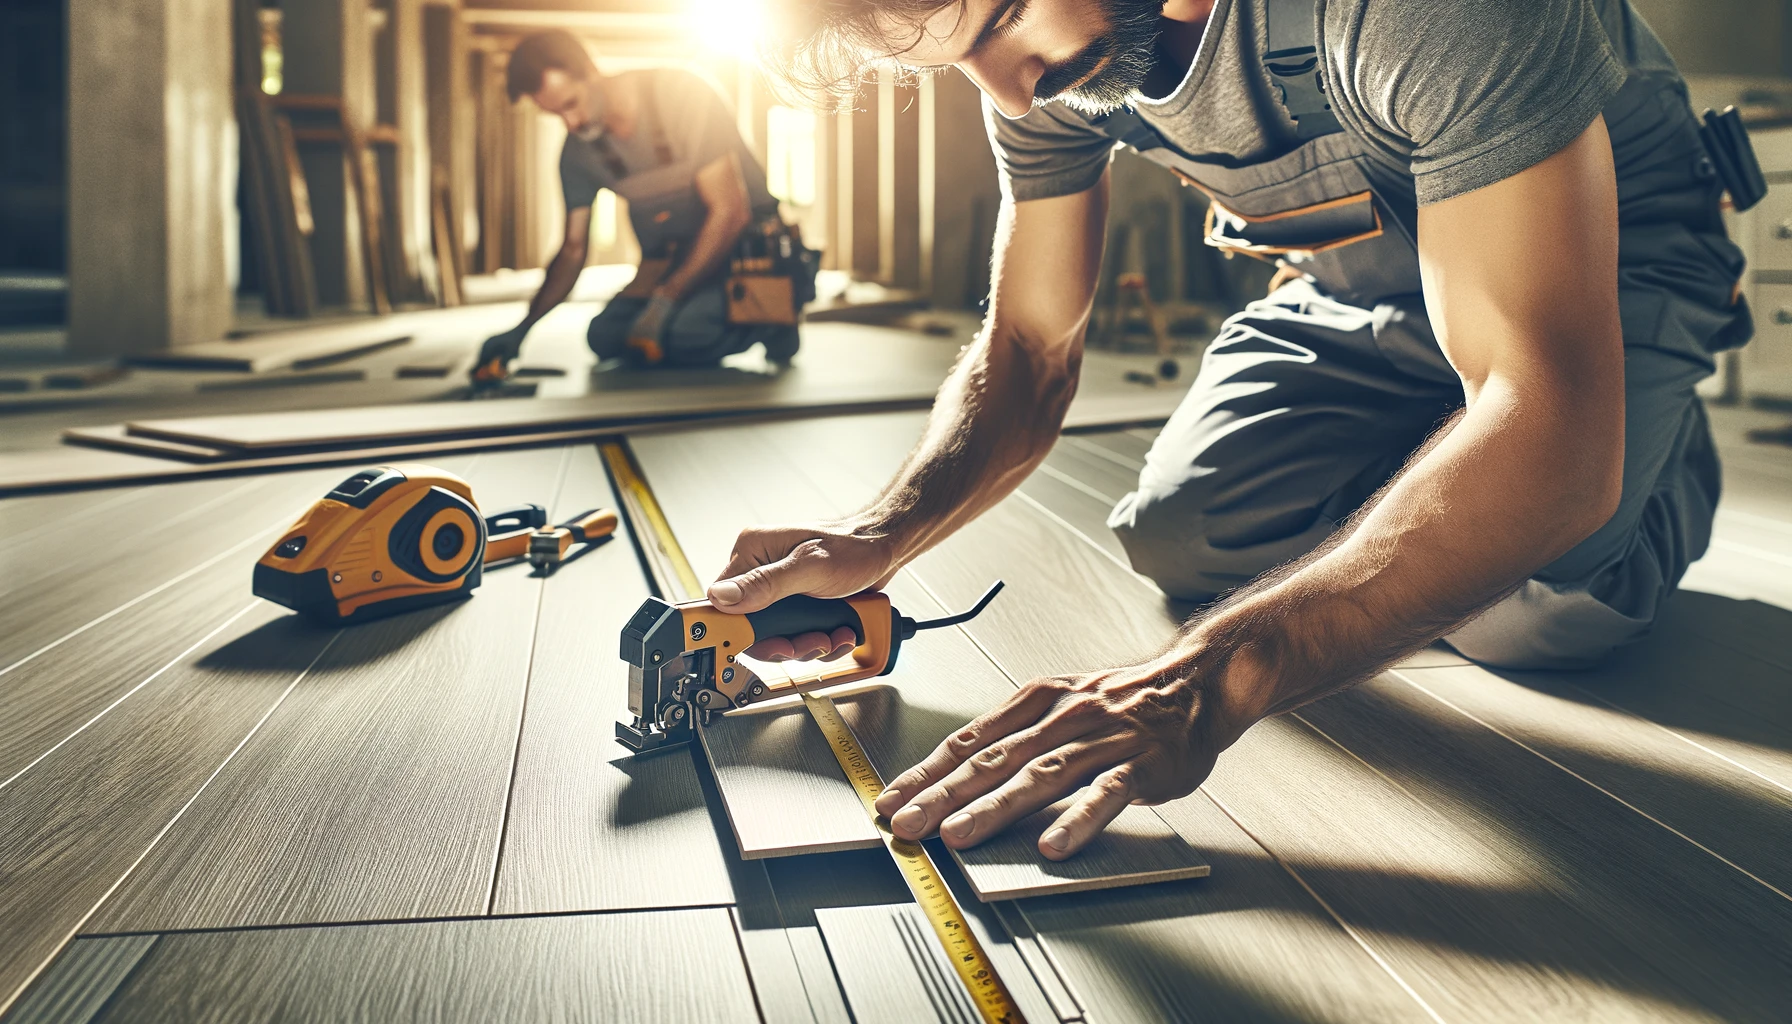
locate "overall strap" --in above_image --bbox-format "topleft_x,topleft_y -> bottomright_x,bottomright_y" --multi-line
640,75 -> 675,168
1264,0 -> 1342,140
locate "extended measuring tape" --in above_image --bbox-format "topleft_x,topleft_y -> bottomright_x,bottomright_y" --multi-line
599,441 -> 1026,1024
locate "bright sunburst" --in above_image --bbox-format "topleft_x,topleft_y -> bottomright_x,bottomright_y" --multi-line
684,0 -> 768,59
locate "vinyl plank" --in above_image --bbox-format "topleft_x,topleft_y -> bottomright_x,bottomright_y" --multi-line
0,601 -> 333,1016
0,936 -> 157,1024
87,449 -> 566,932
1016,791 -> 1435,1024
1277,677 -> 1792,1021
490,445 -> 745,914
632,426 -> 1210,897
90,910 -> 759,1023
1391,662 -> 1792,896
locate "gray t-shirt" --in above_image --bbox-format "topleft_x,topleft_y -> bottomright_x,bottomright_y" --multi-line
560,68 -> 776,214
990,0 -> 1677,207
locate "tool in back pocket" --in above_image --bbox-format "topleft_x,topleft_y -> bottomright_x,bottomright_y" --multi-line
1701,106 -> 1768,212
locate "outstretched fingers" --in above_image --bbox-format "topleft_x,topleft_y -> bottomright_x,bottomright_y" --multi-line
1037,762 -> 1141,860
934,736 -> 1146,851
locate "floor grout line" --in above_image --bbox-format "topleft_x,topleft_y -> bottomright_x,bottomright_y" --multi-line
75,902 -> 739,942
1557,680 -> 1792,799
1388,669 -> 1792,904
1057,435 -> 1146,472
483,445 -> 571,916
0,602 -> 262,793
0,631 -> 341,1019
0,514 -> 293,680
1008,489 -> 1162,594
1033,461 -> 1119,506
1201,789 -> 1449,1024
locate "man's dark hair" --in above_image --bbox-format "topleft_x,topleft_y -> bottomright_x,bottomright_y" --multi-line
759,0 -> 963,107
507,30 -> 598,102
759,0 -> 1159,115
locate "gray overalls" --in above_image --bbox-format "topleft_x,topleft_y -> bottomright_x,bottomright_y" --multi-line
1096,0 -> 1750,668
584,90 -> 797,367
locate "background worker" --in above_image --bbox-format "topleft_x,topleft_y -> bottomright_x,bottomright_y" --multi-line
474,30 -> 801,380
716,0 -> 1752,859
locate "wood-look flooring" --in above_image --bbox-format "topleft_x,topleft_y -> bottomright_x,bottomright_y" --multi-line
1,400 -> 1789,1021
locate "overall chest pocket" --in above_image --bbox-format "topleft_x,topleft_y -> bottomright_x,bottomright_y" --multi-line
1143,135 -> 1422,305
1178,171 -> 1383,257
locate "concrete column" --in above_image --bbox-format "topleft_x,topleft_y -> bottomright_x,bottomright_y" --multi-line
282,0 -> 374,307
67,0 -> 235,355
921,69 -> 999,310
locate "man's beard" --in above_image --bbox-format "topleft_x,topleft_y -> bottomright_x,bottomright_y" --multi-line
1047,0 -> 1164,115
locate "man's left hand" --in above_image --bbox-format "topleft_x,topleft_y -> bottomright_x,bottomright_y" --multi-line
872,656 -> 1246,860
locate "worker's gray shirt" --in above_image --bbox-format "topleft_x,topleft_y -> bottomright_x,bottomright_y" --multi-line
559,68 -> 776,215
990,0 -> 1674,207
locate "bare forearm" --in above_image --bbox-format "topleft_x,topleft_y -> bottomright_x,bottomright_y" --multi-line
662,207 -> 748,299
849,328 -> 1080,564
1186,380 -> 1621,731
520,246 -> 586,330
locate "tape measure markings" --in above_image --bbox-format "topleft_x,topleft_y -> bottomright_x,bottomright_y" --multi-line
602,438 -> 1026,1024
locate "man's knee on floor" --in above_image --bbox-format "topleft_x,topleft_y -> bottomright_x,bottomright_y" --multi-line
1443,580 -> 1657,671
1107,487 -> 1235,604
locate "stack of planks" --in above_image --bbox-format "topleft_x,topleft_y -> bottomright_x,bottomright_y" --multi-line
232,0 -> 316,318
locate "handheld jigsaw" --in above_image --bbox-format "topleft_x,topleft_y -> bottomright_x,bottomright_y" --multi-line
616,581 -> 1003,752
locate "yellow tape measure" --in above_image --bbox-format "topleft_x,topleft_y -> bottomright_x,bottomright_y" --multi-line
603,438 -> 1025,1024
802,693 -> 1026,1024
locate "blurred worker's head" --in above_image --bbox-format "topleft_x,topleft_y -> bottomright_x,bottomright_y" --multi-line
761,0 -> 1163,119
508,30 -> 608,139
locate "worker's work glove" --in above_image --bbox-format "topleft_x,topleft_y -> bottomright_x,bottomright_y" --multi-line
471,326 -> 527,383
625,294 -> 677,364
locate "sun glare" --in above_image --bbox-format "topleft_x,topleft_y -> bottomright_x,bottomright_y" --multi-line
684,0 -> 767,59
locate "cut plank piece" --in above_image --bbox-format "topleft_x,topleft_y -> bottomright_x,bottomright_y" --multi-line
628,427 -> 1211,899
489,444 -> 747,915
87,449 -> 565,932
79,910 -> 758,1023
122,326 -> 410,373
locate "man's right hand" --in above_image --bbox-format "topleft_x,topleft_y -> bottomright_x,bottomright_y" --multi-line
472,326 -> 528,382
709,521 -> 899,662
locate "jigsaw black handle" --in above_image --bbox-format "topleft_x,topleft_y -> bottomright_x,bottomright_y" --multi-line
745,595 -> 867,646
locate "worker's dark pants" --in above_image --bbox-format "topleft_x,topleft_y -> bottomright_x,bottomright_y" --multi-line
1108,268 -> 1744,669
587,284 -> 799,367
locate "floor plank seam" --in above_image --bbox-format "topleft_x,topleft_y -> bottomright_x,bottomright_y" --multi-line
0,601 -> 261,793
1008,489 -> 1161,594
1560,680 -> 1792,798
1387,669 -> 1792,903
2,632 -> 339,1017
1716,506 -> 1792,534
1710,537 -> 1792,569
0,485 -> 147,559
1286,709 -> 1442,817
1058,435 -> 1145,472
1199,789 -> 1450,1024
482,446 -> 570,917
74,903 -> 743,942
1032,462 -> 1119,506
1396,664 -> 1792,799
0,512 -> 292,681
